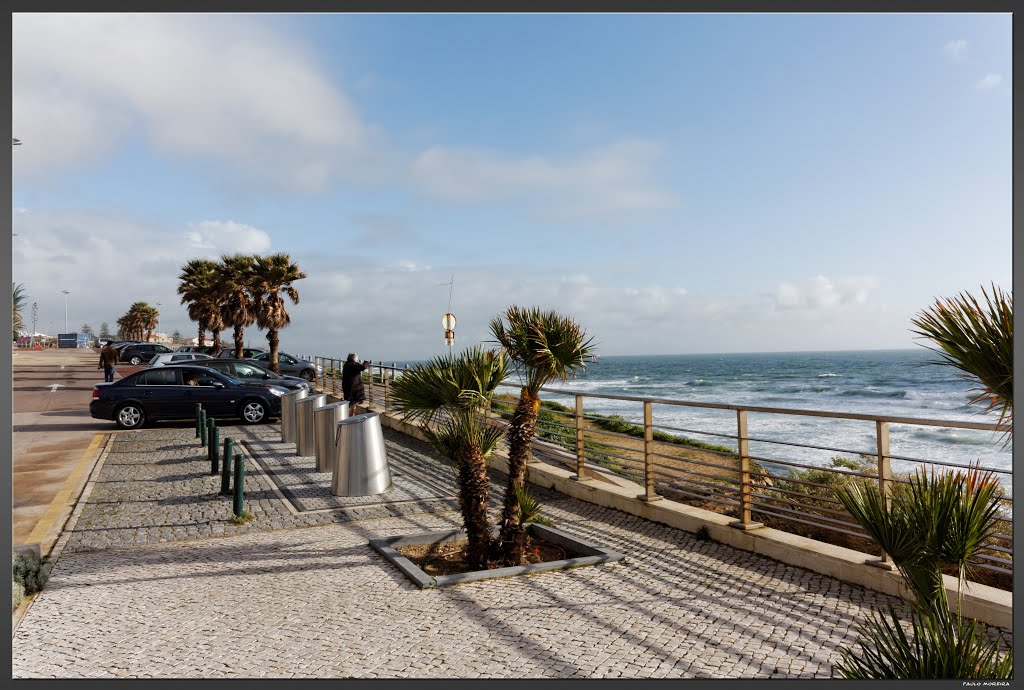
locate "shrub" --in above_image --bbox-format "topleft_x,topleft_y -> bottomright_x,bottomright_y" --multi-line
12,580 -> 25,611
12,553 -> 52,595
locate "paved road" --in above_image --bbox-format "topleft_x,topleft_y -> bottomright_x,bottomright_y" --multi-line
12,348 -> 144,553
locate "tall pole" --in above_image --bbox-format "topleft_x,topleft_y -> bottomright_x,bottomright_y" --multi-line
61,290 -> 69,333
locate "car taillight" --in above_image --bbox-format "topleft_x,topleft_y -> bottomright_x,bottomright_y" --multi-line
92,387 -> 100,399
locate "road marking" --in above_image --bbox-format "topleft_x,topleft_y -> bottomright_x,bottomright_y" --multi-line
47,384 -> 62,392
26,434 -> 105,545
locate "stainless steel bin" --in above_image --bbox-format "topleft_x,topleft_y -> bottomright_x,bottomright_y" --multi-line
331,412 -> 392,497
280,389 -> 309,443
295,394 -> 327,456
314,401 -> 350,472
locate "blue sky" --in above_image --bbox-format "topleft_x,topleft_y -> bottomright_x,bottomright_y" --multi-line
12,13 -> 1012,360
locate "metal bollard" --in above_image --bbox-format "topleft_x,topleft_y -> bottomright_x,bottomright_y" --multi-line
209,422 -> 220,475
280,389 -> 309,444
295,394 -> 327,456
220,438 -> 233,495
199,410 -> 208,446
195,403 -> 203,438
232,453 -> 245,517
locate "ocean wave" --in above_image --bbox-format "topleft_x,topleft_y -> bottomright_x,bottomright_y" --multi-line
908,428 -> 1002,446
818,372 -> 841,378
687,379 -> 713,387
839,388 -> 906,399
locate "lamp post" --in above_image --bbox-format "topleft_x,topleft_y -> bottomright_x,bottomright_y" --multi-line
156,302 -> 162,341
61,290 -> 69,333
442,312 -> 456,356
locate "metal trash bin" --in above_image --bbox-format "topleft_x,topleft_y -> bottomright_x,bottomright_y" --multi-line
280,389 -> 309,443
314,401 -> 350,472
331,412 -> 392,497
295,394 -> 327,456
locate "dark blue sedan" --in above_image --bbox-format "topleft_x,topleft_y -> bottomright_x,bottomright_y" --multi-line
90,365 -> 286,430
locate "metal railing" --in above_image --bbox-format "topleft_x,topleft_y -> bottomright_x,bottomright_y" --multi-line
304,358 -> 1013,578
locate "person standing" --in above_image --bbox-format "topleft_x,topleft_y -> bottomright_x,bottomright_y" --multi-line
99,341 -> 119,383
341,353 -> 371,407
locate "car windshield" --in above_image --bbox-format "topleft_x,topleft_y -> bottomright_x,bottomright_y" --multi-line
234,364 -> 267,377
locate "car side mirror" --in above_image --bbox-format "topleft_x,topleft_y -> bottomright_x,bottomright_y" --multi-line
211,381 -> 225,389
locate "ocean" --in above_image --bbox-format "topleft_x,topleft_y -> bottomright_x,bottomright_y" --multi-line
517,350 -> 1011,480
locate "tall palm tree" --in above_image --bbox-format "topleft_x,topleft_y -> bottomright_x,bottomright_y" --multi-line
251,253 -> 306,374
219,254 -> 257,359
489,306 -> 596,565
911,284 -> 1012,436
391,347 -> 509,570
177,259 -> 224,349
834,466 -> 1011,678
12,283 -> 26,340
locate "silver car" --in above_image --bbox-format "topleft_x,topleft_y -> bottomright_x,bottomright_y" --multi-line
148,352 -> 214,367
246,351 -> 319,382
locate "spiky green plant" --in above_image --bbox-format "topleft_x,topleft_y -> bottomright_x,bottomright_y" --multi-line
833,465 -> 1011,678
911,284 -> 1012,437
489,306 -> 596,566
391,346 -> 508,570
12,283 -> 26,340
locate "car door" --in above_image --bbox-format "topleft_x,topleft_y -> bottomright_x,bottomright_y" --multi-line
181,367 -> 239,418
134,368 -> 184,419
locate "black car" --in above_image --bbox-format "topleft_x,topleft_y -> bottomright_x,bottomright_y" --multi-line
174,345 -> 220,355
119,342 -> 173,365
199,359 -> 311,391
247,351 -> 319,382
90,364 -> 285,430
216,347 -> 267,360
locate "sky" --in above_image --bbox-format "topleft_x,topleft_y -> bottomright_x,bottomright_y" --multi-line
11,13 -> 1012,361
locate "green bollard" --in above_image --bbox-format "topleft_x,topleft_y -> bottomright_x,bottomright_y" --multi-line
195,404 -> 203,438
221,438 -> 233,494
209,422 -> 220,475
232,453 -> 245,517
199,410 -> 207,446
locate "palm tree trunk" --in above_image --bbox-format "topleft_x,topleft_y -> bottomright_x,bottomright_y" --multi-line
268,329 -> 280,374
496,389 -> 539,565
233,326 -> 244,359
212,329 -> 222,353
197,321 -> 206,347
459,444 -> 493,570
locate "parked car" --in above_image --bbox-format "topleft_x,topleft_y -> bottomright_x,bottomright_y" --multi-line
90,365 -> 285,430
216,347 -> 267,360
174,345 -> 220,355
119,343 -> 173,365
148,352 -> 214,366
198,359 -> 311,391
247,352 -> 319,382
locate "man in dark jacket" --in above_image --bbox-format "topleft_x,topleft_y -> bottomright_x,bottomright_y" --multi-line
99,341 -> 119,382
341,353 -> 371,406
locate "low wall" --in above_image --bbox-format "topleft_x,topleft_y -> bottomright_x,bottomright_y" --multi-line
362,404 -> 1011,630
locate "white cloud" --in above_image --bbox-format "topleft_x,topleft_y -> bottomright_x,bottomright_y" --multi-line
771,275 -> 879,312
13,14 -> 372,191
976,73 -> 1003,91
409,140 -> 677,221
943,39 -> 968,62
184,220 -> 273,255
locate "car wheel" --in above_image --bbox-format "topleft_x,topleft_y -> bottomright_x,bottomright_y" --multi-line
129,356 -> 142,365
300,369 -> 315,382
115,403 -> 146,430
240,399 -> 267,424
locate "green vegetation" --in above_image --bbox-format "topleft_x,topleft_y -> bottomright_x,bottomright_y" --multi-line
12,553 -> 52,597
12,580 -> 24,611
12,282 -> 26,340
230,510 -> 255,525
117,301 -> 159,341
590,414 -> 735,454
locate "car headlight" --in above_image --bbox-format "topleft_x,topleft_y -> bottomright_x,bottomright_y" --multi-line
267,386 -> 288,396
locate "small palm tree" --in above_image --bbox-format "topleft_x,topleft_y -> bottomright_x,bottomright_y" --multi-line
178,259 -> 224,348
251,253 -> 306,374
219,254 -> 257,359
911,284 -> 1012,436
489,306 -> 596,565
391,347 -> 509,570
12,283 -> 26,340
834,466 -> 1011,678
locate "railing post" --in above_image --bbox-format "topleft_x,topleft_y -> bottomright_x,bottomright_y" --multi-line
331,358 -> 337,396
730,409 -> 763,530
639,400 -> 662,502
868,420 -> 895,570
368,364 -> 375,409
573,394 -> 587,481
383,364 -> 390,412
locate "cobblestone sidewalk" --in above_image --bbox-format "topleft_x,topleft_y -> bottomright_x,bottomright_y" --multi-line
12,422 -> 1013,679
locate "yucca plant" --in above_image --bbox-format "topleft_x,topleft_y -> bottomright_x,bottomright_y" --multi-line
391,347 -> 509,570
489,306 -> 596,566
911,284 -> 1012,440
834,465 -> 1011,678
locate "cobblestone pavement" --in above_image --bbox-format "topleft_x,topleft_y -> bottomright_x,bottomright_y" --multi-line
13,423 -> 1013,679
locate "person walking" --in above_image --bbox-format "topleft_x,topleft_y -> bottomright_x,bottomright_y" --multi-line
341,353 -> 371,407
99,340 -> 119,383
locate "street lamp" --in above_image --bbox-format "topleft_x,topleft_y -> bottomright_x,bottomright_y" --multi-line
61,290 -> 69,333
156,302 -> 162,340
442,312 -> 456,356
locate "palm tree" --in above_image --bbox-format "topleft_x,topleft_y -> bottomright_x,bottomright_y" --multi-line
911,284 -> 1012,436
177,259 -> 224,349
833,466 -> 1011,678
251,254 -> 306,374
489,306 -> 596,565
12,283 -> 26,340
391,347 -> 509,570
219,254 -> 257,359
